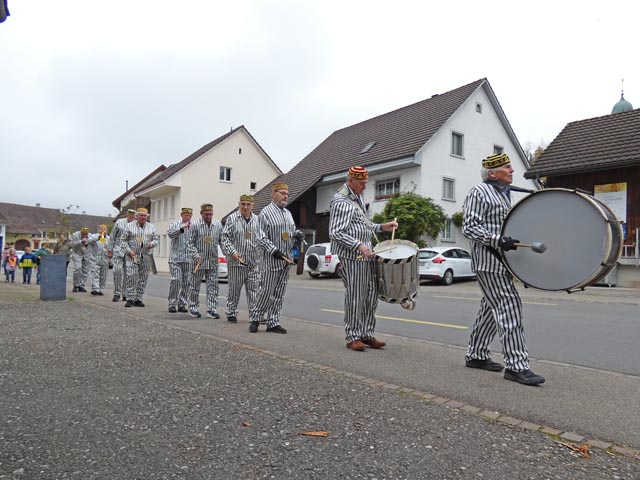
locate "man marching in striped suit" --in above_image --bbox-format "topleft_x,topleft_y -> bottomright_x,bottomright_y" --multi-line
120,208 -> 159,308
90,224 -> 110,296
108,208 -> 136,302
462,153 -> 544,386
250,183 -> 304,334
329,166 -> 398,351
221,194 -> 264,324
186,203 -> 223,319
166,207 -> 193,313
70,226 -> 98,293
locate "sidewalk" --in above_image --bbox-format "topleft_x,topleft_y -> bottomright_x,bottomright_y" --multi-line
1,282 -> 639,479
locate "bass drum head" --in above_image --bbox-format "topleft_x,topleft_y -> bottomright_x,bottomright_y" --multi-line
502,189 -> 619,291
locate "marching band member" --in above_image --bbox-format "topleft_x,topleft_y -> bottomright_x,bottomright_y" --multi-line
70,226 -> 98,293
166,207 -> 193,313
221,194 -> 264,323
186,203 -> 223,319
108,208 -> 136,302
329,166 -> 397,351
90,224 -> 110,296
462,153 -> 544,386
250,183 -> 303,334
120,208 -> 159,308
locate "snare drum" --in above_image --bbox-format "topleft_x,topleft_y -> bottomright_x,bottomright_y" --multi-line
502,188 -> 623,291
374,239 -> 419,309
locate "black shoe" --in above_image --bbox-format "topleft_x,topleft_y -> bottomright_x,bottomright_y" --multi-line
504,369 -> 545,386
178,306 -> 188,313
72,286 -> 79,292
227,315 -> 237,323
78,287 -> 87,293
249,321 -> 259,333
168,306 -> 177,313
206,311 -> 220,319
189,310 -> 201,318
112,294 -> 120,302
91,290 -> 100,296
97,292 -> 104,296
466,358 -> 504,372
125,300 -> 134,307
133,300 -> 145,307
266,325 -> 287,334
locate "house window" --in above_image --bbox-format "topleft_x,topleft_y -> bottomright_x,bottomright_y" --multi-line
219,166 -> 232,182
451,132 -> 464,157
360,141 -> 376,154
494,145 -> 504,154
250,181 -> 257,190
475,102 -> 482,113
170,195 -> 176,218
442,218 -> 454,241
375,178 -> 400,200
442,178 -> 455,201
163,198 -> 168,220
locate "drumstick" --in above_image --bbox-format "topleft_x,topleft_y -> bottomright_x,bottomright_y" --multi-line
514,242 -> 547,253
356,246 -> 396,260
390,217 -> 397,246
282,256 -> 296,265
194,263 -> 201,273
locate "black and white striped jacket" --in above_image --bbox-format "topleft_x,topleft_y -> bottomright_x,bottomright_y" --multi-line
329,184 -> 382,261
186,218 -> 223,269
167,219 -> 192,263
257,202 -> 297,269
108,218 -> 130,257
462,182 -> 510,273
221,211 -> 264,267
120,222 -> 159,258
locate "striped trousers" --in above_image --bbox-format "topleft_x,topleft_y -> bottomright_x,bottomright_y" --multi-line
188,267 -> 219,314
112,256 -> 126,297
340,259 -> 378,343
252,267 -> 290,327
124,256 -> 152,302
91,262 -> 109,292
168,261 -> 191,308
225,265 -> 260,318
71,253 -> 93,288
465,271 -> 529,371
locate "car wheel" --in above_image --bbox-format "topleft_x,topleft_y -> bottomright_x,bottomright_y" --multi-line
334,263 -> 342,278
308,272 -> 320,278
442,269 -> 454,285
306,254 -> 320,270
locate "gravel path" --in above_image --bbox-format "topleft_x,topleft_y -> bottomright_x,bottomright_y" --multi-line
1,300 -> 639,479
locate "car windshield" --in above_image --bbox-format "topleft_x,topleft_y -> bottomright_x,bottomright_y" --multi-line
307,246 -> 327,256
419,250 -> 438,260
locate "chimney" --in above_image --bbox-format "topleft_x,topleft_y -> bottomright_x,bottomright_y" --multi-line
36,203 -> 41,207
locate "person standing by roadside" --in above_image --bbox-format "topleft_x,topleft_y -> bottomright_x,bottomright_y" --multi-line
70,227 -> 97,292
462,153 -> 544,386
166,207 -> 193,313
18,246 -> 38,285
186,204 -> 223,319
120,208 -> 159,308
221,194 -> 264,324
90,224 -> 110,296
329,166 -> 398,351
249,183 -> 304,334
108,209 -> 136,302
34,243 -> 50,285
3,247 -> 18,283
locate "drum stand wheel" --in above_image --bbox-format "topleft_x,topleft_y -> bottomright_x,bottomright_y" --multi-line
400,298 -> 416,310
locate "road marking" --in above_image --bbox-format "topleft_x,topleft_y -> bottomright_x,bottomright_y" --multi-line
320,309 -> 468,330
432,295 -> 556,306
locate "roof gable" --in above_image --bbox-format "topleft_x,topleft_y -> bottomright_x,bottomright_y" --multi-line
111,165 -> 167,209
0,203 -> 112,234
526,108 -> 640,178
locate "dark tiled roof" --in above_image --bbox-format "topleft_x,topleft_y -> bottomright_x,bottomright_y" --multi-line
0,203 -> 112,234
525,108 -> 640,178
250,79 -> 486,212
111,165 -> 167,210
136,125 -> 281,194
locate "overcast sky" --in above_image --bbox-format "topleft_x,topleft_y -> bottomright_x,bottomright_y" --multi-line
1,0 -> 637,216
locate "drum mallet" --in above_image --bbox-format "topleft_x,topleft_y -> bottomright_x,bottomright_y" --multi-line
514,242 -> 547,253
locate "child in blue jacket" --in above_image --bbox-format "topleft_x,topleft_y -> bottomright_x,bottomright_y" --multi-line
19,246 -> 37,284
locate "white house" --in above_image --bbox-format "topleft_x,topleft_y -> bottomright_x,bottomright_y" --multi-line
131,125 -> 282,271
249,78 -> 537,249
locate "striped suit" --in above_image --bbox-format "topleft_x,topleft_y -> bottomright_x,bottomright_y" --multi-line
167,219 -> 192,309
252,202 -> 298,327
108,217 -> 130,298
90,234 -> 110,292
120,221 -> 159,302
186,218 -> 223,314
70,231 -> 98,289
462,182 -> 529,372
221,211 -> 264,319
329,184 -> 383,343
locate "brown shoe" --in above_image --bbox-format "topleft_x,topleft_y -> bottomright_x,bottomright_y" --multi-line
362,337 -> 386,349
346,340 -> 367,351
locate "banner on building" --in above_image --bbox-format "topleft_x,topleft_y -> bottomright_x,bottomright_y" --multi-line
594,182 -> 627,223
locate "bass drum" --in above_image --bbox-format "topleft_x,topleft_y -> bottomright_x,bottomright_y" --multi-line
502,188 -> 623,291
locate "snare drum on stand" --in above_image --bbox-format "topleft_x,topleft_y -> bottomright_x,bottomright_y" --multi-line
502,188 -> 623,291
373,239 -> 419,309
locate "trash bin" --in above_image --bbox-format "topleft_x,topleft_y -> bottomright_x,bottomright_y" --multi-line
40,254 -> 67,301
